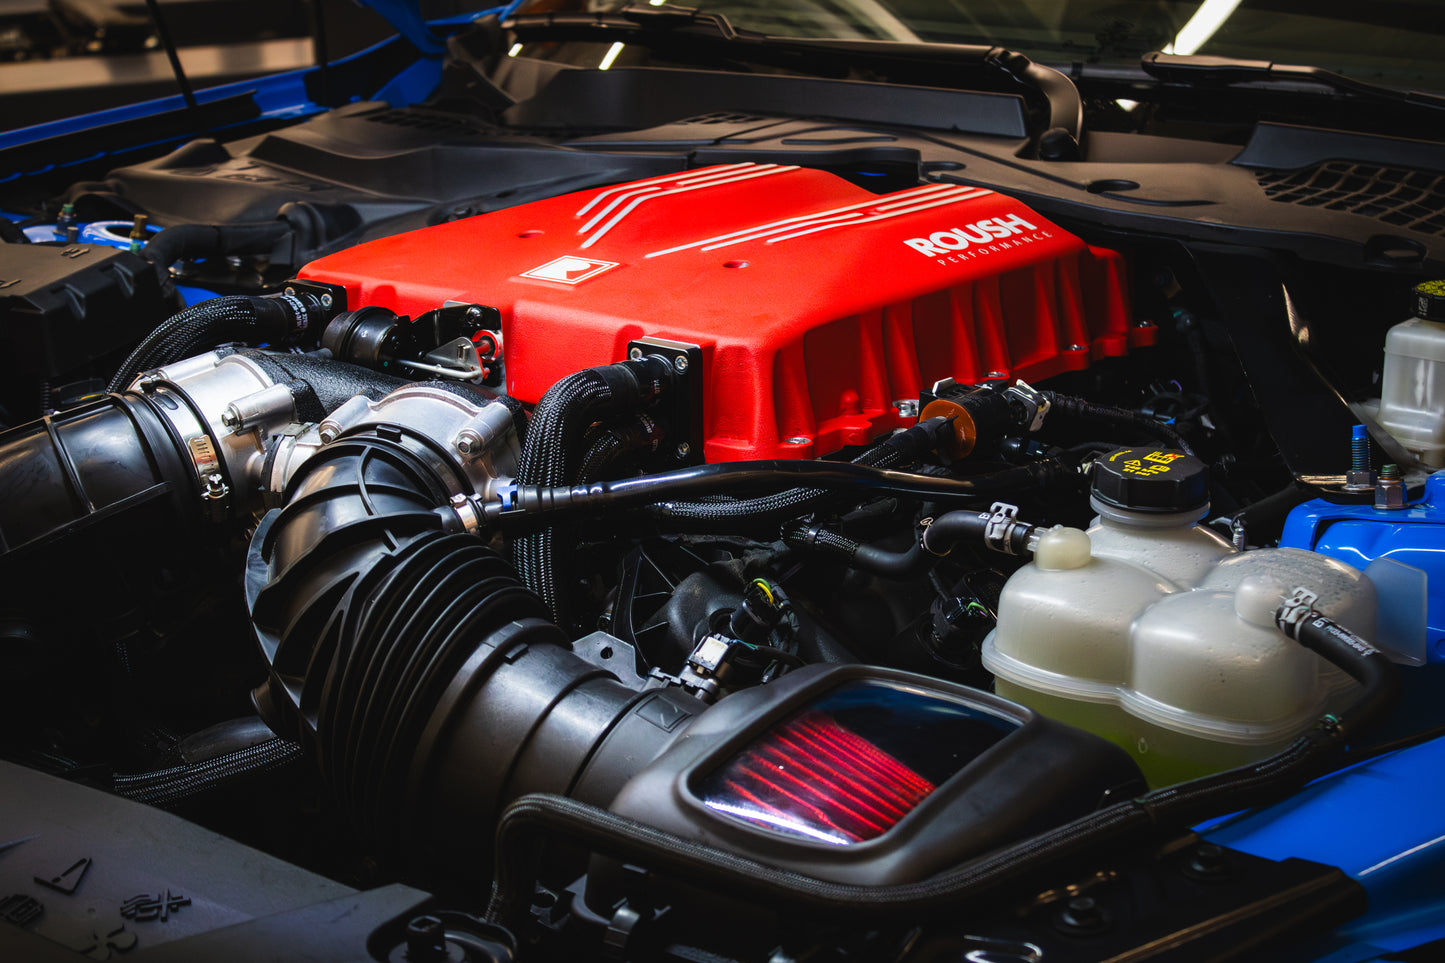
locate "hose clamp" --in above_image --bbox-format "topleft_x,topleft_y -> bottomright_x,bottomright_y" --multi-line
984,502 -> 1023,553
1275,586 -> 1320,637
449,492 -> 488,535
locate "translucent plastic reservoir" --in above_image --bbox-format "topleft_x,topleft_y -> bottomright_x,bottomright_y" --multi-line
1376,315 -> 1445,468
982,520 -> 1380,787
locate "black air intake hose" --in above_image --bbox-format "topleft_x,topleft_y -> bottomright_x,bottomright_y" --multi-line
108,292 -> 327,393
512,357 -> 675,627
247,416 -> 702,872
645,417 -> 953,533
0,394 -> 202,574
486,609 -> 1399,926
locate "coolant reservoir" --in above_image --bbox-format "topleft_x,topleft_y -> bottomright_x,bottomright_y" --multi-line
982,448 -> 1379,787
1375,280 -> 1445,468
1084,447 -> 1235,584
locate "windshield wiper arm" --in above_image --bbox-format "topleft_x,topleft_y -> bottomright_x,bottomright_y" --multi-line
1142,52 -> 1445,114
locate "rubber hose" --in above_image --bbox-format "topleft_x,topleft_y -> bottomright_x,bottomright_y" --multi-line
1042,391 -> 1196,456
642,417 -> 953,533
141,221 -> 292,288
921,508 -> 1036,556
495,458 -> 1066,534
485,600 -> 1399,925
780,521 -> 930,579
108,293 -> 324,393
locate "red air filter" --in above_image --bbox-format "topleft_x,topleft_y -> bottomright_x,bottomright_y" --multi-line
703,710 -> 935,845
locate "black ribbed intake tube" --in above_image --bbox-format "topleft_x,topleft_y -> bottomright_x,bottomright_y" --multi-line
246,416 -> 701,872
512,357 -> 675,626
1041,391 -> 1196,456
645,417 -> 951,533
109,292 -> 326,393
486,597 -> 1400,926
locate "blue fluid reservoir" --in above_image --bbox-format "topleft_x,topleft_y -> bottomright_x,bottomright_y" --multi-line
1281,472 -> 1445,663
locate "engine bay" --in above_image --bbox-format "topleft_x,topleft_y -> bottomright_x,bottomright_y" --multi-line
2,8 -> 1445,962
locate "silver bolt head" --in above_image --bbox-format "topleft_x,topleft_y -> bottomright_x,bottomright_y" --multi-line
783,436 -> 811,446
318,426 -> 337,443
673,355 -> 690,373
675,442 -> 691,459
320,293 -> 334,308
628,347 -> 643,360
220,408 -> 240,429
893,399 -> 920,418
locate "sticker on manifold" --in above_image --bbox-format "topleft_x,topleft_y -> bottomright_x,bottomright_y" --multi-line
519,256 -> 620,285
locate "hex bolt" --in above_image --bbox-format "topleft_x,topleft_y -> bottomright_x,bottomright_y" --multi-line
1055,895 -> 1109,934
893,399 -> 920,418
404,914 -> 447,961
1376,463 -> 1406,510
220,407 -> 240,429
1351,425 -> 1370,472
456,430 -> 482,456
1345,424 -> 1376,491
675,442 -> 691,459
318,425 -> 338,443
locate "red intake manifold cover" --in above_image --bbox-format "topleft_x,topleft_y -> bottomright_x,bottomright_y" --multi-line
302,164 -> 1137,461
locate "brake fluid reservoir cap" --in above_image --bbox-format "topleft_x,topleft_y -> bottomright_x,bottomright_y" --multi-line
1415,279 -> 1445,321
1091,447 -> 1208,514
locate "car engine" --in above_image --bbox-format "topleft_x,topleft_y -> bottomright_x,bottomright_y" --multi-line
1,9 -> 1443,962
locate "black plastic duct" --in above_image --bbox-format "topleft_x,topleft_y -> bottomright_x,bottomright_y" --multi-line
245,411 -> 704,876
0,393 -> 204,573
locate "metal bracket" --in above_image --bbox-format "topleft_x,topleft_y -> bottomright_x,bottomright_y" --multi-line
626,336 -> 703,467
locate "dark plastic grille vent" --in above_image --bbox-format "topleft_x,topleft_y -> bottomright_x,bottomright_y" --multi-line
364,108 -> 493,138
681,112 -> 770,125
1256,162 -> 1445,236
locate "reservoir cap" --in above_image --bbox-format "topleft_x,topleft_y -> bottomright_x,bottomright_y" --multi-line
1416,280 -> 1445,321
1091,447 -> 1208,513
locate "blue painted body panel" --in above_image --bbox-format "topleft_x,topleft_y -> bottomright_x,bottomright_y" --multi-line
1281,472 -> 1445,662
1207,736 -> 1445,951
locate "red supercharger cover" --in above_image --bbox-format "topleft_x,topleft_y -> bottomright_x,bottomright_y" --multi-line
301,164 -> 1141,461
